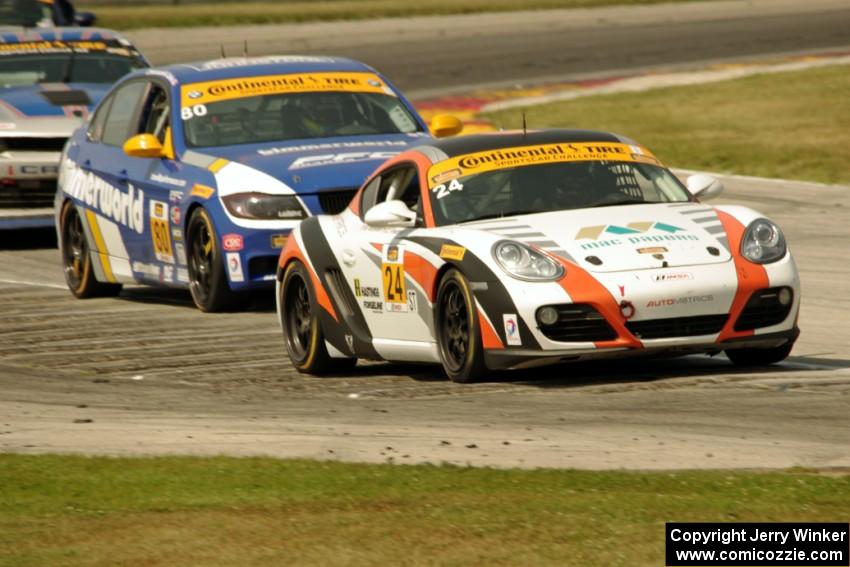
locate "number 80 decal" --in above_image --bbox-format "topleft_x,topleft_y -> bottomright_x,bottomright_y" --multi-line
431,179 -> 464,200
181,104 -> 207,121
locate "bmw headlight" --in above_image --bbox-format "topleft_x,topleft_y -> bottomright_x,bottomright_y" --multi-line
222,192 -> 307,221
741,218 -> 787,264
492,240 -> 564,281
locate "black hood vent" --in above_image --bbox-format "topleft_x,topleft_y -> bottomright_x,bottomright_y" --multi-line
39,90 -> 91,107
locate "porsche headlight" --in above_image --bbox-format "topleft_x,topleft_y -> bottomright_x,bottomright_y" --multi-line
222,192 -> 307,221
741,218 -> 787,264
492,240 -> 564,281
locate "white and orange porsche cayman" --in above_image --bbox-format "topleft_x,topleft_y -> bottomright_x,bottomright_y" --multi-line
275,130 -> 800,382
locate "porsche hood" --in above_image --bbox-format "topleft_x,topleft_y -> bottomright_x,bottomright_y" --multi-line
464,202 -> 733,273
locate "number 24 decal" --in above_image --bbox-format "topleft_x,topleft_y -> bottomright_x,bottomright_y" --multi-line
431,179 -> 463,200
181,104 -> 207,121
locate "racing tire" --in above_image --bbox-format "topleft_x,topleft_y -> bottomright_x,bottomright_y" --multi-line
59,201 -> 122,299
435,268 -> 487,383
280,261 -> 357,375
186,207 -> 239,312
725,342 -> 794,366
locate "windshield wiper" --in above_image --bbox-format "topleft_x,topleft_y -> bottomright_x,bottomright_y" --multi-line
461,210 -> 542,223
590,199 -> 648,208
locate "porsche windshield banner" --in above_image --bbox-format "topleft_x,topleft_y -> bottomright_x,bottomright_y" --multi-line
427,142 -> 662,187
180,72 -> 395,107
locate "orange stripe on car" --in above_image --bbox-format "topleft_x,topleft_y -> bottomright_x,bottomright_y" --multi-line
554,257 -> 642,349
714,210 -> 769,342
478,308 -> 505,349
403,251 -> 439,302
278,235 -> 339,323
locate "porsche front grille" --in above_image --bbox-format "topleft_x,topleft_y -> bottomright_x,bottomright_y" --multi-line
538,304 -> 618,342
734,288 -> 793,331
626,314 -> 728,339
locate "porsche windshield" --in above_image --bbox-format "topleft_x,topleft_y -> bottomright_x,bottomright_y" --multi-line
0,52 -> 145,87
182,91 -> 423,148
428,160 -> 692,226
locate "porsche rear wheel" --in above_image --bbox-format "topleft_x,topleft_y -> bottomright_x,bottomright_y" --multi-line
280,261 -> 356,374
435,269 -> 487,383
725,342 -> 794,366
60,201 -> 122,299
187,207 -> 238,312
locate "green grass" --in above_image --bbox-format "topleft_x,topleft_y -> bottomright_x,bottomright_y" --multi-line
1,455 -> 848,566
485,64 -> 850,185
81,0 -> 703,30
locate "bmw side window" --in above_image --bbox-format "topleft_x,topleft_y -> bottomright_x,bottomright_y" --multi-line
137,84 -> 171,144
87,95 -> 114,143
100,81 -> 149,147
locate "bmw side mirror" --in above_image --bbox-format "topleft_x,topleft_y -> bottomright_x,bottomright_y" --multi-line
430,114 -> 463,138
364,200 -> 417,228
686,174 -> 724,200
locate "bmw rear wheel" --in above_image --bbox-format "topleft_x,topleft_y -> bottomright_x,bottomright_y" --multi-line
60,201 -> 122,298
280,261 -> 356,374
186,207 -> 238,312
435,269 -> 487,383
725,342 -> 794,366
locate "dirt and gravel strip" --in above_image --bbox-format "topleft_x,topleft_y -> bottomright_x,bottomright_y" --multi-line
1,174 -> 848,470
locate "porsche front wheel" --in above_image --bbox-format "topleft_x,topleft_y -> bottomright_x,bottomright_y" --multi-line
60,201 -> 122,298
280,261 -> 355,374
435,269 -> 487,383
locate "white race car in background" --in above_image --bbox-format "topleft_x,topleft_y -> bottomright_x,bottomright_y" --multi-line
275,129 -> 800,382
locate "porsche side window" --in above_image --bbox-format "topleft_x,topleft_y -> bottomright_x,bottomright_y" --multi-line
101,81 -> 148,147
359,175 -> 383,216
360,165 -> 421,220
137,84 -> 171,144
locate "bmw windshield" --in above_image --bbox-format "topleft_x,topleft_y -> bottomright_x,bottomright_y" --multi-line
180,71 -> 424,148
426,141 -> 692,226
0,41 -> 146,87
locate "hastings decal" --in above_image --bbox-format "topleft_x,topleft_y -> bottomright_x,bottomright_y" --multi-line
63,164 -> 144,234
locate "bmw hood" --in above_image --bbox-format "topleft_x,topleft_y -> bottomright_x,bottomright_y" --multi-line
0,83 -> 109,117
464,202 -> 733,273
195,134 -> 429,193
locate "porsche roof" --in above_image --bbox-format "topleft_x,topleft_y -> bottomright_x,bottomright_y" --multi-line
156,55 -> 379,85
419,129 -> 635,159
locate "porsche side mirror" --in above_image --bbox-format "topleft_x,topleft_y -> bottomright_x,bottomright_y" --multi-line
430,114 -> 463,138
123,134 -> 165,159
364,200 -> 417,228
686,174 -> 724,200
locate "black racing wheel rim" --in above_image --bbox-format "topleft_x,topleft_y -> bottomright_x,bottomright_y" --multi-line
188,214 -> 214,305
439,280 -> 470,373
61,206 -> 87,290
284,271 -> 312,360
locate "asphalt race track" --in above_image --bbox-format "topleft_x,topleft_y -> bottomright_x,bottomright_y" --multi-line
2,174 -> 848,469
1,0 -> 849,469
125,0 -> 850,96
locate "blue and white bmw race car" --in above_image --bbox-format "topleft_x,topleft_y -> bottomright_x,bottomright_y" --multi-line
0,27 -> 146,229
55,55 -> 460,311
276,130 -> 800,382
